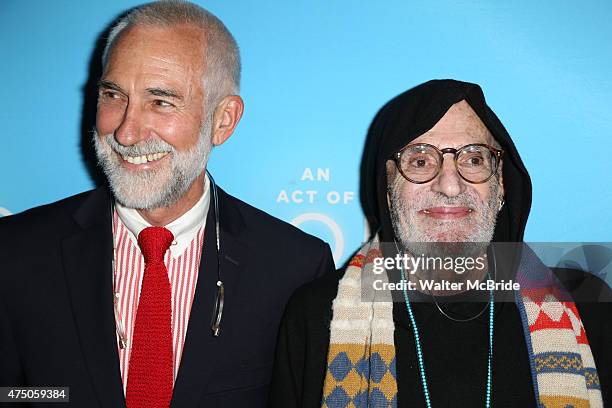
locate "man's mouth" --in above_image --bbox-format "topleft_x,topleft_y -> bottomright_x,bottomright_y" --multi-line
418,206 -> 474,219
120,151 -> 170,165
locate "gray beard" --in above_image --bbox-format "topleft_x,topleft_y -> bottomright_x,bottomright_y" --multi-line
388,173 -> 501,259
93,116 -> 212,210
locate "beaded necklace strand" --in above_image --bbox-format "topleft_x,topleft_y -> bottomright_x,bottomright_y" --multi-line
399,267 -> 494,408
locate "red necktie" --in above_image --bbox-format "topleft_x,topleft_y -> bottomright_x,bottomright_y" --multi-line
126,226 -> 174,408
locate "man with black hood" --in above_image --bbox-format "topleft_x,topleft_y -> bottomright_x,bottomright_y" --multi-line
270,79 -> 610,407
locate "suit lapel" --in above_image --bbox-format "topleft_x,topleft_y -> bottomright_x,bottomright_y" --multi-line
62,187 -> 126,408
61,185 -> 248,407
171,187 -> 248,407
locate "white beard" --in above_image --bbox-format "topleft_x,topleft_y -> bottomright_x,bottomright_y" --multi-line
389,174 -> 502,258
93,116 -> 213,210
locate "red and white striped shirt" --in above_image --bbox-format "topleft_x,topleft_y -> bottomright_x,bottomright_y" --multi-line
111,177 -> 210,393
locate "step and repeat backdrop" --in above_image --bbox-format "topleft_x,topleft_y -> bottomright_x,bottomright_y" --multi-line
1,1 -> 611,266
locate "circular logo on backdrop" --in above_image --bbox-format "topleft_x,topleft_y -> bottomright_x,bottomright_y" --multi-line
277,166 -> 358,265
291,212 -> 344,264
0,207 -> 12,217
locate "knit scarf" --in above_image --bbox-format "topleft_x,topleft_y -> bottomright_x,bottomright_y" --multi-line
321,236 -> 603,408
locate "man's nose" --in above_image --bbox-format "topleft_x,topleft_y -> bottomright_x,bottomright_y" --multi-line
114,102 -> 147,146
430,154 -> 466,198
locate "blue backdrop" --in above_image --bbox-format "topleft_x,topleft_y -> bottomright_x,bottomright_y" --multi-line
1,1 -> 611,266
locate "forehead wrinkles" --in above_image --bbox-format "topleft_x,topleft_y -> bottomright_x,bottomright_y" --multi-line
426,100 -> 489,137
412,102 -> 499,149
461,111 -> 498,148
107,24 -> 206,77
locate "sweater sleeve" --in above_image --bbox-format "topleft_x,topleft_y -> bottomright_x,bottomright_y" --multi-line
575,276 -> 611,406
552,267 -> 612,405
269,292 -> 308,407
269,270 -> 341,408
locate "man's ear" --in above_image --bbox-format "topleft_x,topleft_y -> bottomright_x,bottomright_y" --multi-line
211,95 -> 244,146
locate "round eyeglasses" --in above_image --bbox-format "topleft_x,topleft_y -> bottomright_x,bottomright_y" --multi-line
393,143 -> 503,184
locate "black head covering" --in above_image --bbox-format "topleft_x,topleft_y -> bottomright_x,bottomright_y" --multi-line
362,79 -> 532,244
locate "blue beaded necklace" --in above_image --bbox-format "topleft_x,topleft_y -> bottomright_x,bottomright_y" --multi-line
399,267 -> 494,408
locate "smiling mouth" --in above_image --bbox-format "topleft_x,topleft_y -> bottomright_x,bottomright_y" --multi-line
419,206 -> 474,219
120,151 -> 170,165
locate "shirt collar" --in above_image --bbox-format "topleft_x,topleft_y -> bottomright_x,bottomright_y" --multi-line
115,173 -> 210,256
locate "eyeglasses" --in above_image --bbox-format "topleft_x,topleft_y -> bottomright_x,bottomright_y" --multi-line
393,143 -> 503,184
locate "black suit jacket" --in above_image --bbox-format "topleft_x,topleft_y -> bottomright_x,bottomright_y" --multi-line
0,186 -> 335,407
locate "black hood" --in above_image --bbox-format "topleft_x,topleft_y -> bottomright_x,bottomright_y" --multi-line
362,79 -> 532,244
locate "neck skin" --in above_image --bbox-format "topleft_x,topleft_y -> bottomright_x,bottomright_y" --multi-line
405,250 -> 489,296
136,171 -> 205,227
